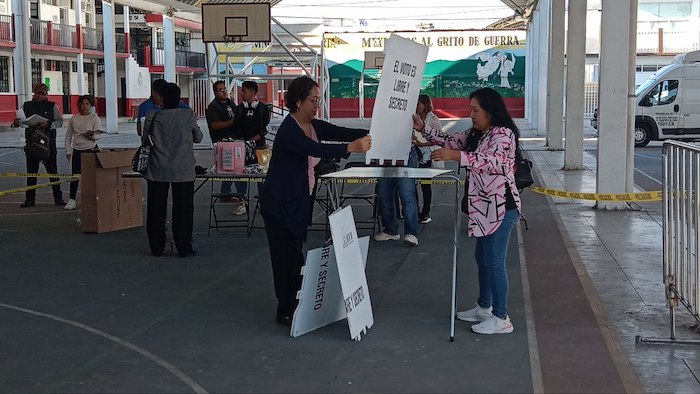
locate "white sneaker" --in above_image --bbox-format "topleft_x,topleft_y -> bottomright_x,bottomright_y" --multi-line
233,204 -> 247,216
374,232 -> 400,241
420,216 -> 432,224
403,234 -> 418,246
471,315 -> 514,335
456,304 -> 493,322
64,199 -> 77,210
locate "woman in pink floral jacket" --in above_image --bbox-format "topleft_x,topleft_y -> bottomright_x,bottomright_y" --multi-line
415,87 -> 521,335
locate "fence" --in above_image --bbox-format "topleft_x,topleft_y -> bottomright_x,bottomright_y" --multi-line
0,14 -> 12,42
638,141 -> 700,345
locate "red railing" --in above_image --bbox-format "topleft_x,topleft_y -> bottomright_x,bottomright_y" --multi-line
0,15 -> 12,42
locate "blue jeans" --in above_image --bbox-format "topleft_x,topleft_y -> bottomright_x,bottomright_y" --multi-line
475,209 -> 520,319
220,181 -> 233,195
235,181 -> 248,200
377,148 -> 419,236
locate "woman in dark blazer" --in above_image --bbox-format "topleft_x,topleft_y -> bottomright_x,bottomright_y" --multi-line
260,76 -> 371,326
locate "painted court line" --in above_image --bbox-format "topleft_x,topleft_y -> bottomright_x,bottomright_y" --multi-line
0,302 -> 208,394
517,223 -> 544,394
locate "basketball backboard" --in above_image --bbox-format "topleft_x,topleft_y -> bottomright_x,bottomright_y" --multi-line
364,51 -> 385,70
202,2 -> 272,43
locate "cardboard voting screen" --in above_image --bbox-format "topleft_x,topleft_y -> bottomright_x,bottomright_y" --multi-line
328,206 -> 374,341
291,237 -> 369,338
366,34 -> 429,165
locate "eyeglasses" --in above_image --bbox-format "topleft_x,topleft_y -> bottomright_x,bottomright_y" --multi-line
306,96 -> 321,105
35,91 -> 47,95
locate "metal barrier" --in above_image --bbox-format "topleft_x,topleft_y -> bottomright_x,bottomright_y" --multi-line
638,140 -> 700,345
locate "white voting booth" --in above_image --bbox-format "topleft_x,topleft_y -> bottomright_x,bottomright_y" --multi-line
291,34 -> 461,341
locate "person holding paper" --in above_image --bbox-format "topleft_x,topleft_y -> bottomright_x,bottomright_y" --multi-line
260,76 -> 371,326
415,87 -> 521,335
142,83 -> 203,258
12,83 -> 66,208
64,95 -> 102,210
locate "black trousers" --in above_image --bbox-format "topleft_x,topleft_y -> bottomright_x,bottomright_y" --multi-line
146,180 -> 194,255
263,214 -> 305,318
69,148 -> 95,199
25,131 -> 61,202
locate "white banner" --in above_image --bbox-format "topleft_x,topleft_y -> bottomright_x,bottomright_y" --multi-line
291,237 -> 369,338
329,206 -> 374,341
366,34 -> 428,165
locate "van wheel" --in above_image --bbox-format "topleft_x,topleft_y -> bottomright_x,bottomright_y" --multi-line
635,123 -> 652,147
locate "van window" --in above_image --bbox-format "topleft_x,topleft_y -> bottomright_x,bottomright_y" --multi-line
646,80 -> 679,106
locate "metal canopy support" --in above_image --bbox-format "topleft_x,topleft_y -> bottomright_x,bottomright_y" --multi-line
207,12 -> 328,120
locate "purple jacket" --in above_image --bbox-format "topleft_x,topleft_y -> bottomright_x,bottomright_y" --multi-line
422,126 -> 521,237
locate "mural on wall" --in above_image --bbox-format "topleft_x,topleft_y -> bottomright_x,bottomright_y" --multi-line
323,30 -> 527,117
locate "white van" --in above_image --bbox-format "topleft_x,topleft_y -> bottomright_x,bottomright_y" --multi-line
632,50 -> 700,147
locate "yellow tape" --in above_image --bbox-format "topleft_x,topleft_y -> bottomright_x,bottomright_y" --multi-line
0,180 -> 70,197
530,187 -> 662,202
1,172 -> 80,179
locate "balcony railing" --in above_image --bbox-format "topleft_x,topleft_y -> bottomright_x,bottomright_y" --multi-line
150,47 -> 206,69
26,21 -> 126,53
0,15 -> 13,42
30,19 -> 50,46
637,29 -> 700,54
51,22 -> 77,48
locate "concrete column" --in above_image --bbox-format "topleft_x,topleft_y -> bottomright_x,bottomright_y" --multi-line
596,0 -> 633,210
564,0 -> 587,169
536,1 -> 549,134
102,0 -> 118,133
123,6 -> 130,109
75,0 -> 84,95
163,14 -> 176,82
524,21 -> 534,128
528,8 -> 540,130
626,1 -> 639,194
12,0 -> 32,105
206,43 -> 217,104
546,0 -> 565,150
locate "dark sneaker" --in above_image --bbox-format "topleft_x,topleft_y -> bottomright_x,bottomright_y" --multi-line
20,201 -> 35,208
54,200 -> 67,206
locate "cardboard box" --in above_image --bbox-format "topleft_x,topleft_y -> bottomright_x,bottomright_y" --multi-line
215,141 -> 246,173
80,149 -> 143,233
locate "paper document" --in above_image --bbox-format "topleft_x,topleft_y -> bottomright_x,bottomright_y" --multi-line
21,114 -> 49,127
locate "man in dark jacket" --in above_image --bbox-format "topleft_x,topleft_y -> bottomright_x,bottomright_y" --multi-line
13,83 -> 66,207
205,80 -> 238,199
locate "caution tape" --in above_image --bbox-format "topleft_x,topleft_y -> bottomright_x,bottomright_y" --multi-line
0,180 -> 72,197
1,172 -> 80,179
530,187 -> 662,202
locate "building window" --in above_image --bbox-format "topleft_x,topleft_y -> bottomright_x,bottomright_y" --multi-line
31,59 -> 41,87
29,0 -> 39,19
155,30 -> 191,51
638,2 -> 692,20
0,56 -> 9,92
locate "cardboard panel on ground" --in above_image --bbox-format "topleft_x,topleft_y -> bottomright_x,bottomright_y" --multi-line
81,149 -> 143,233
291,237 -> 369,338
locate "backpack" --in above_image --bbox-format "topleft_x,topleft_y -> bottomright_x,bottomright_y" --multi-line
24,127 -> 50,162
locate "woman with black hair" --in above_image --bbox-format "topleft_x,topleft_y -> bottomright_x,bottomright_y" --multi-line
260,76 -> 371,326
415,87 -> 521,335
64,95 -> 102,210
142,82 -> 203,258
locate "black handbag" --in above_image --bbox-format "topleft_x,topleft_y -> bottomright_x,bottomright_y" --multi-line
132,112 -> 158,173
24,127 -> 50,162
515,150 -> 534,190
